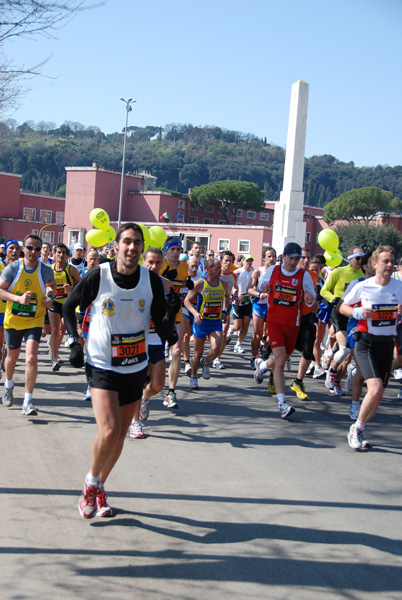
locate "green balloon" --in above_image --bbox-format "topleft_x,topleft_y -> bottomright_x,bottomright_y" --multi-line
318,229 -> 339,253
86,228 -> 110,248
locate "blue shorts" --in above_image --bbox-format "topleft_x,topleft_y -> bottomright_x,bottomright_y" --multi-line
0,313 -> 4,327
193,319 -> 223,339
182,307 -> 194,324
148,344 -> 165,364
252,302 -> 268,319
317,302 -> 333,323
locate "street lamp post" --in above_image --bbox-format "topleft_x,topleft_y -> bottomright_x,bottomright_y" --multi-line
118,97 -> 136,228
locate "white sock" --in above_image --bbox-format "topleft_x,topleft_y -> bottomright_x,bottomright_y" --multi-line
5,379 -> 14,388
277,392 -> 286,405
86,472 -> 100,486
23,393 -> 32,405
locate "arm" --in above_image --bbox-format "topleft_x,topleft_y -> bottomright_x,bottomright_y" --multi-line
320,269 -> 339,305
184,279 -> 203,324
302,271 -> 316,307
247,269 -> 260,297
221,280 -> 230,324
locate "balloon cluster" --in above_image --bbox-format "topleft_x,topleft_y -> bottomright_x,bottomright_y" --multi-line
317,229 -> 343,267
85,208 -> 168,252
86,209 -> 116,247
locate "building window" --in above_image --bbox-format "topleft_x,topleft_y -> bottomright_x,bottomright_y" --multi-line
247,210 -> 256,220
42,231 -> 54,244
190,216 -> 199,224
31,229 -> 39,236
58,232 -> 63,243
218,239 -> 230,251
236,209 -> 243,217
218,220 -> 227,225
204,205 -> 214,214
203,218 -> 213,224
238,240 -> 250,253
23,207 -> 36,221
56,211 -> 64,224
191,204 -> 199,212
259,213 -> 269,222
178,199 -> 186,209
306,232 -> 311,243
40,210 -> 52,224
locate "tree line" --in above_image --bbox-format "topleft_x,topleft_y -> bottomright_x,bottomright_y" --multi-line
0,119 -> 401,204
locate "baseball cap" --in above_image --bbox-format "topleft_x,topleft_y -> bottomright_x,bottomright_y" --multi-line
72,243 -> 84,251
283,242 -> 302,258
244,254 -> 254,261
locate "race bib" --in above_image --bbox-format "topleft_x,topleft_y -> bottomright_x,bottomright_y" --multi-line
55,285 -> 67,300
371,304 -> 397,328
273,285 -> 297,306
111,331 -> 146,366
11,298 -> 37,318
202,301 -> 221,319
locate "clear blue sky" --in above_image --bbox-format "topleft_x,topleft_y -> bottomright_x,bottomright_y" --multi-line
4,0 -> 402,167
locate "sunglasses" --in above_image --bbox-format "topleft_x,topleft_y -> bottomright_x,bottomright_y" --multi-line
25,245 -> 42,252
354,257 -> 362,261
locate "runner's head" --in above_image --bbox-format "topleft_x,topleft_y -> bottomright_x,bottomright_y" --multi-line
163,236 -> 182,265
143,247 -> 164,273
283,242 -> 302,271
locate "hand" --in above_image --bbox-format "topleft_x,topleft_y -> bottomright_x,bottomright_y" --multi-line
363,307 -> 373,319
69,343 -> 84,368
165,288 -> 181,317
194,312 -> 202,325
18,291 -> 33,305
304,292 -> 314,306
43,296 -> 53,309
162,267 -> 178,281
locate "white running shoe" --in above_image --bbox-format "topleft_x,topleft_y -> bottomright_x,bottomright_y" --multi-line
254,358 -> 264,384
184,362 -> 192,377
306,362 -> 315,376
139,396 -> 149,421
213,358 -> 224,369
284,358 -> 291,372
322,350 -> 334,371
330,383 -> 346,396
200,357 -> 211,379
2,384 -> 14,407
393,368 -> 402,380
233,343 -> 244,354
129,420 -> 144,439
189,375 -> 199,390
325,370 -> 336,391
279,402 -> 296,420
345,364 -> 357,392
347,423 -> 363,450
163,392 -> 179,409
349,402 -> 360,420
83,385 -> 91,402
312,365 -> 325,379
21,401 -> 38,416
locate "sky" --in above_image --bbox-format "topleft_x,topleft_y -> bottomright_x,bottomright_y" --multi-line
3,0 -> 402,167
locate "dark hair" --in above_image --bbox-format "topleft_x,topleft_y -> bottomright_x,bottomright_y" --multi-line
115,223 -> 144,244
313,253 -> 326,267
301,247 -> 311,255
205,258 -> 216,269
361,251 -> 373,272
264,246 -> 276,258
220,250 -> 235,261
24,233 -> 41,245
53,242 -> 69,254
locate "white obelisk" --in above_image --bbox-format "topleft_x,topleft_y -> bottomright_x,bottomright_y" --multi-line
272,80 -> 309,254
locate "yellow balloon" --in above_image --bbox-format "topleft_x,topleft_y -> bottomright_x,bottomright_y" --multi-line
107,226 -> 116,243
324,250 -> 343,268
148,225 -> 167,249
89,208 -> 110,231
137,223 -> 151,250
318,229 -> 339,253
86,228 -> 110,248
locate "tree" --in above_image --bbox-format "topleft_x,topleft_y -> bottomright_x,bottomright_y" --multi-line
335,223 -> 402,258
323,186 -> 402,224
190,180 -> 265,225
0,1 -> 86,115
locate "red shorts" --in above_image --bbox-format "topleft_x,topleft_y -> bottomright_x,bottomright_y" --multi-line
267,321 -> 300,356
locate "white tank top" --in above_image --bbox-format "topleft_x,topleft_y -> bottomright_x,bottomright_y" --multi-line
86,263 -> 152,373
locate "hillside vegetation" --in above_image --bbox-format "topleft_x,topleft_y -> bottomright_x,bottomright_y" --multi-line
0,120 -> 401,204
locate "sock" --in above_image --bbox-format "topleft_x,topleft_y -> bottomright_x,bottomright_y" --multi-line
330,367 -> 337,375
168,388 -> 175,394
356,419 -> 365,430
5,379 -> 14,388
259,360 -> 269,374
295,378 -> 302,384
86,472 -> 100,487
277,392 -> 285,405
23,393 -> 32,405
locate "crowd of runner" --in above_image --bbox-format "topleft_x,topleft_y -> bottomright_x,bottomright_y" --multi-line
1,229 -> 401,518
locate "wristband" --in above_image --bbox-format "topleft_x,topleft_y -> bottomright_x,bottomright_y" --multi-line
67,336 -> 79,347
352,306 -> 365,320
222,308 -> 228,314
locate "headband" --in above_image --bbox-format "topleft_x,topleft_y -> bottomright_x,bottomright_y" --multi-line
347,252 -> 365,261
5,239 -> 19,252
163,240 -> 182,253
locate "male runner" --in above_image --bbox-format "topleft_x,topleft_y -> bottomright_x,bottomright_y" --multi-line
184,258 -> 229,390
0,234 -> 55,415
63,223 -> 173,518
68,242 -> 87,277
230,255 -> 254,354
340,245 -> 402,450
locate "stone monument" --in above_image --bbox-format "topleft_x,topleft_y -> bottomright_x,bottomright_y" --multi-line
272,80 -> 309,254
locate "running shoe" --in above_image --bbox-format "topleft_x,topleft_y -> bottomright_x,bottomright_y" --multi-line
312,365 -> 325,379
305,362 -> 315,376
345,364 -> 356,392
2,384 -> 14,408
349,401 -> 360,421
347,423 -> 363,450
290,380 -> 308,400
398,388 -> 402,400
279,402 -> 296,419
189,375 -> 199,390
51,358 -> 60,372
393,368 -> 402,380
96,485 -> 113,517
78,481 -> 100,519
325,369 -> 336,391
83,385 -> 91,402
139,397 -> 149,421
213,358 -> 224,369
268,373 -> 276,395
250,357 -> 257,369
225,331 -> 232,345
254,358 -> 264,384
233,343 -> 244,354
21,401 -> 38,416
163,392 -> 179,409
200,357 -> 211,379
129,421 -> 144,439
284,358 -> 291,372
184,362 -> 192,377
330,383 -> 345,396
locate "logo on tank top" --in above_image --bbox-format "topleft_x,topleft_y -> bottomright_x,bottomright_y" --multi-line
292,278 -> 299,287
24,278 -> 33,289
102,299 -> 115,317
138,299 -> 146,313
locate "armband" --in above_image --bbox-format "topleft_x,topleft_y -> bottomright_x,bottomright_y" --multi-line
352,306 -> 365,320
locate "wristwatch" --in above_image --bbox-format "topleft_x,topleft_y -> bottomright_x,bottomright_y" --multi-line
67,336 -> 79,347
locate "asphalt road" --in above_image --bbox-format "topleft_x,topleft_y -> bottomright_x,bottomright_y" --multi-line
1,333 -> 402,600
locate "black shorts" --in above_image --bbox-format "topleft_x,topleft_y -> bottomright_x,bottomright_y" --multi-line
295,313 -> 316,361
396,323 -> 402,355
331,307 -> 348,334
48,300 -> 63,315
5,327 -> 42,349
232,303 -> 252,320
354,333 -> 394,387
85,363 -> 148,406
